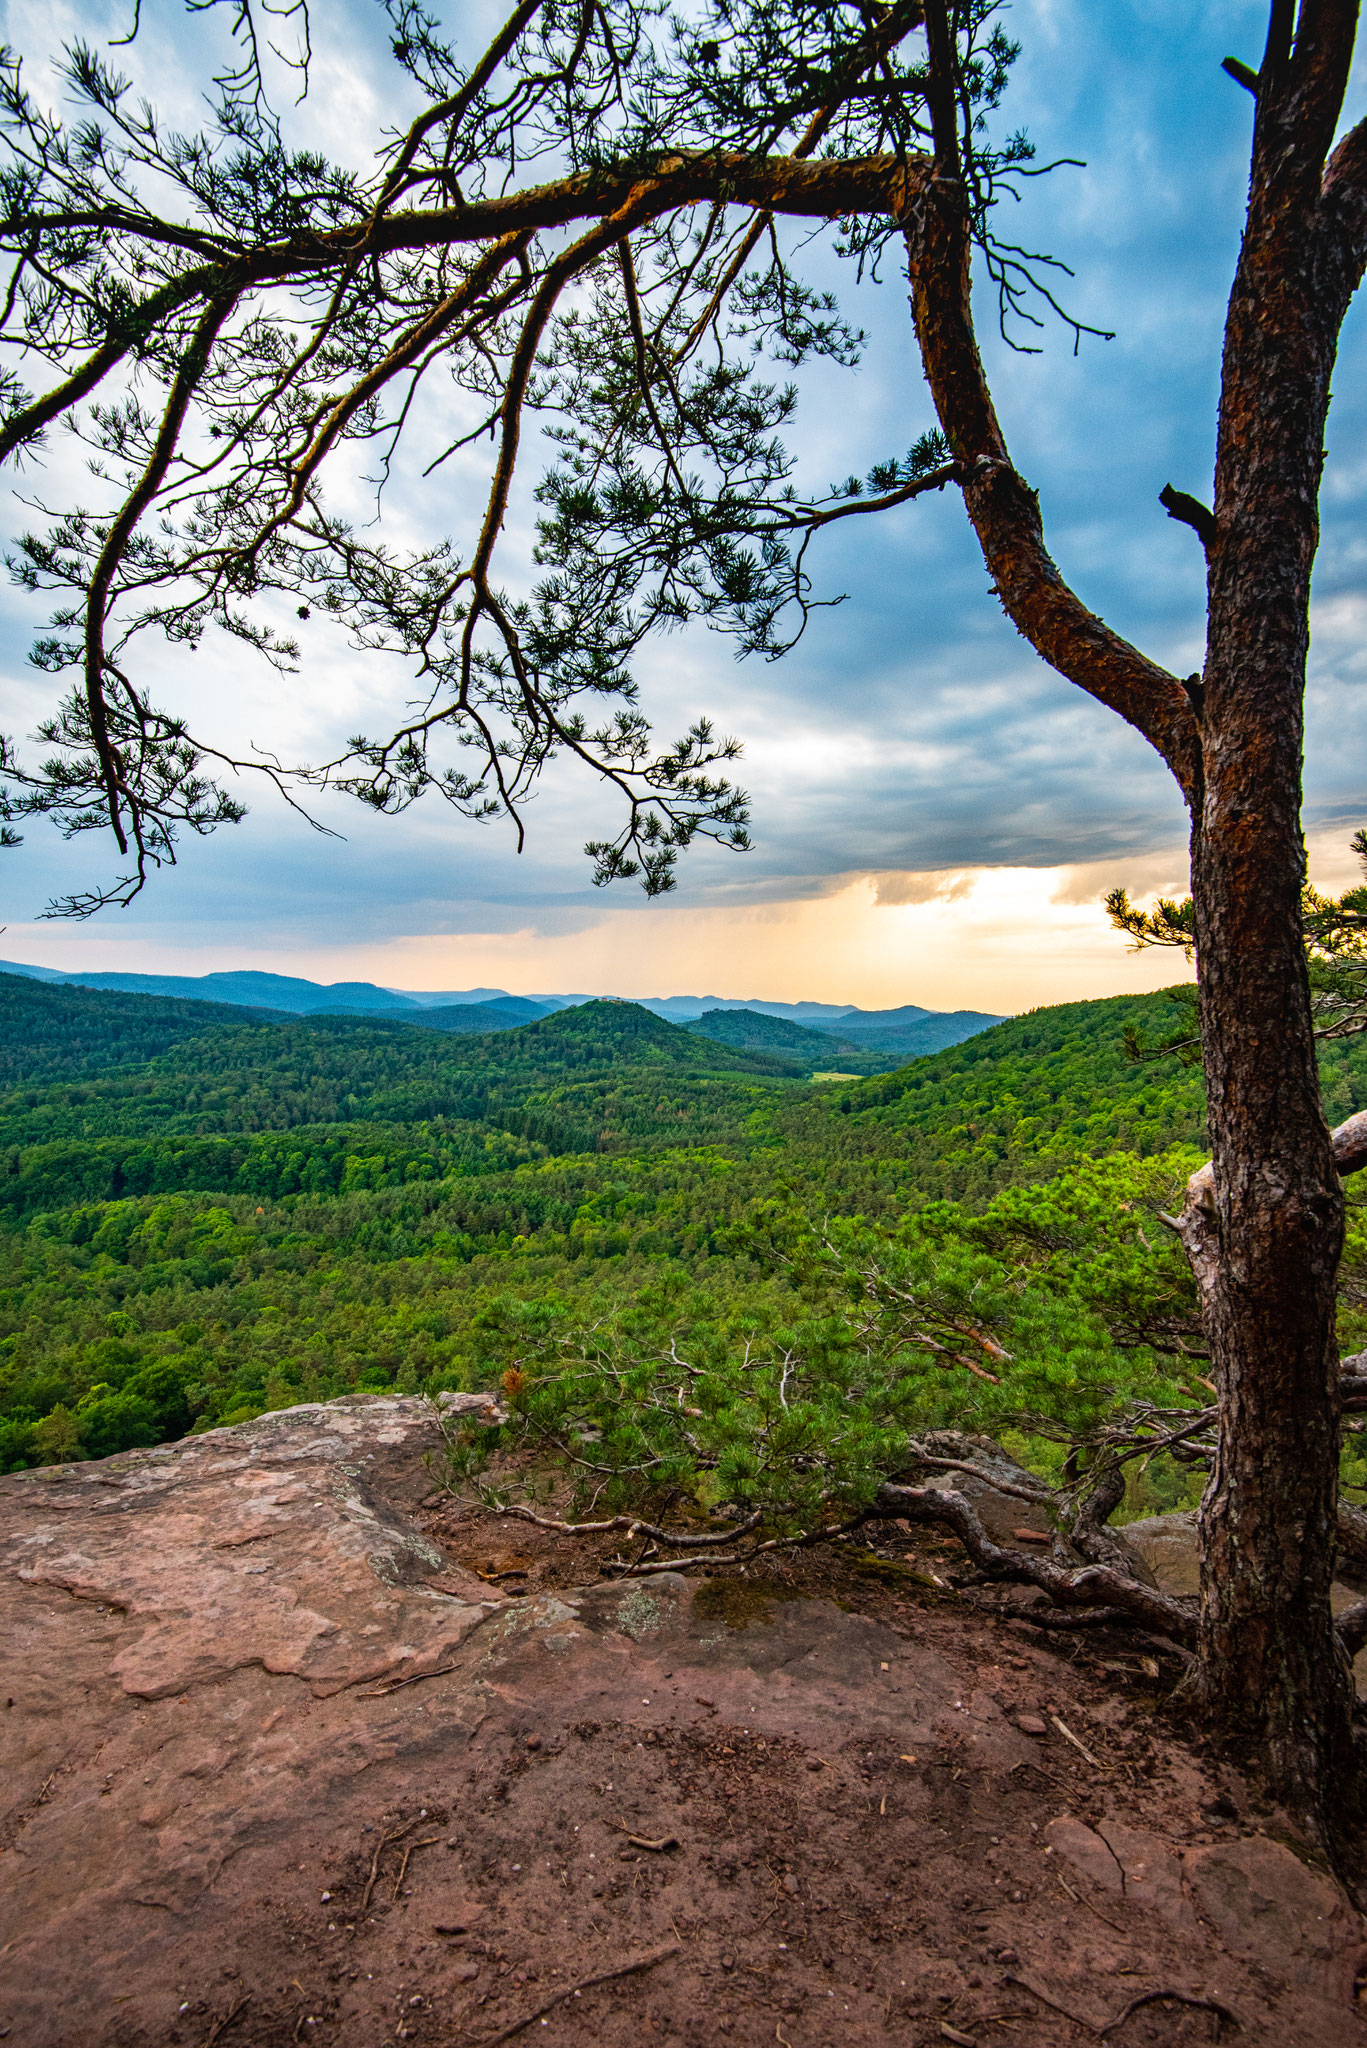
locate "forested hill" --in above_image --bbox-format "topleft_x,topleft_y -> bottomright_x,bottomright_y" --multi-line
683,1002 -> 1001,1068
0,970 -> 296,1085
795,989 -> 1367,1204
0,969 -> 986,1079
5,976 -> 1367,1474
0,989 -> 803,1214
9,976 -> 1367,1212
0,979 -> 785,1098
802,992 -> 1209,1205
685,1007 -> 859,1056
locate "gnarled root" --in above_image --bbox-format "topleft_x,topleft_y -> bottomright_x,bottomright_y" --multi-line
874,1479 -> 1198,1644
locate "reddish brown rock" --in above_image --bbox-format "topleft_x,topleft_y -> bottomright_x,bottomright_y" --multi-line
0,1395 -> 1361,2048
1044,1815 -> 1195,1928
1185,1835 -> 1362,2004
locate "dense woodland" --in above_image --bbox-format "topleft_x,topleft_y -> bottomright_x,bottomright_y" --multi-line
5,970 -> 1367,1517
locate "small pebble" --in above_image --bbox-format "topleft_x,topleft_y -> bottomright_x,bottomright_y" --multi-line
525,1734 -> 541,1750
805,1757 -> 824,1771
1015,1713 -> 1048,1738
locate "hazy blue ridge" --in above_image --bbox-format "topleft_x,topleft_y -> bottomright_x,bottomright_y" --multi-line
0,959 -> 1006,1036
822,1011 -> 1007,1057
307,1000 -> 539,1032
685,1008 -> 859,1055
631,994 -> 860,1022
831,1004 -> 1004,1037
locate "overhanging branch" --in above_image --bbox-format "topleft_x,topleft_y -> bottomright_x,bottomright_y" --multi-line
902,112 -> 1200,796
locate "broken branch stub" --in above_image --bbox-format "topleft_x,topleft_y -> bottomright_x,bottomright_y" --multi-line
1168,1106 -> 1367,1313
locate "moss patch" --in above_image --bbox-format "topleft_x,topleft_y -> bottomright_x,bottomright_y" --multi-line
691,1576 -> 801,1632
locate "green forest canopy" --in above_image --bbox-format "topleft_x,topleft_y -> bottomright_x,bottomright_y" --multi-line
5,972 -> 1367,1513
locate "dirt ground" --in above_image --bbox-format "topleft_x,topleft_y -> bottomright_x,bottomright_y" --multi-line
1,1396 -> 1364,2048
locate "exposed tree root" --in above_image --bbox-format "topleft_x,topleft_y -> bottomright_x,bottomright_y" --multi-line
873,1481 -> 1197,1643
473,1447 -> 1367,1658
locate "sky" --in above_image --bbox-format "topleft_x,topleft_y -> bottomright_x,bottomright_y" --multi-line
3,0 -> 1367,1009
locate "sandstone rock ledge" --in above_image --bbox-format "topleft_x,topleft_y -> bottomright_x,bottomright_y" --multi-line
1,1397 -> 1363,2048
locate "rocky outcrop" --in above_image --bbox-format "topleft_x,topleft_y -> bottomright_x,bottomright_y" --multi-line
1,1397 -> 1363,2048
4,1392 -> 502,1698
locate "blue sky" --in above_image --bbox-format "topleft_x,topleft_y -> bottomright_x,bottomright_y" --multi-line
2,0 -> 1366,1006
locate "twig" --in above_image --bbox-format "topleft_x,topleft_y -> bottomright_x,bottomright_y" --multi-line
909,1449 -> 1051,1504
201,1999 -> 250,2047
1098,1989 -> 1241,2038
497,1501 -> 761,1550
606,1550 -> 752,1575
360,1663 -> 463,1697
360,1820 -> 416,1915
1009,1756 -> 1069,1791
611,1817 -> 680,1851
1056,1872 -> 1125,1936
1003,1972 -> 1098,2035
393,1836 -> 441,1899
1050,1715 -> 1102,1767
469,1942 -> 679,2046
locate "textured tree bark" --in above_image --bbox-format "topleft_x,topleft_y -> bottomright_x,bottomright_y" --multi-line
1185,13 -> 1362,1839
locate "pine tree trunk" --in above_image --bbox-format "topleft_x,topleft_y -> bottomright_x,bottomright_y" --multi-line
1188,794 -> 1352,1829
1186,29 -> 1362,1837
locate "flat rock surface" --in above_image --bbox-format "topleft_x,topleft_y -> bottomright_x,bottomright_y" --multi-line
2,1398 -> 1364,2047
1124,1510 -> 1367,1691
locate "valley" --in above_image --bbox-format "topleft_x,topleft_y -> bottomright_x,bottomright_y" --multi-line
6,970 -> 1367,1517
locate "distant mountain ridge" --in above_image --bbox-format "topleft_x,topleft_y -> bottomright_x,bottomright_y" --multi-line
628,994 -> 866,1022
0,962 -> 557,1024
0,959 -> 1004,1050
685,1008 -> 860,1057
